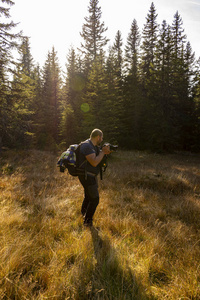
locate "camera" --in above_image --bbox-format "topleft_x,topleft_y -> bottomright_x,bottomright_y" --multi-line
110,144 -> 118,151
103,143 -> 118,152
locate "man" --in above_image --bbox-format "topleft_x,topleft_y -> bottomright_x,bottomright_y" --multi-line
78,129 -> 111,227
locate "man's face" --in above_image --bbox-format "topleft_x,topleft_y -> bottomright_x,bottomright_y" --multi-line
97,134 -> 103,146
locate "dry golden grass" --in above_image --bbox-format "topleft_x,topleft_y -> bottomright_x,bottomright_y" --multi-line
0,149 -> 200,299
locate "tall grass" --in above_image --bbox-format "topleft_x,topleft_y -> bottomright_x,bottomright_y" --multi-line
0,149 -> 200,299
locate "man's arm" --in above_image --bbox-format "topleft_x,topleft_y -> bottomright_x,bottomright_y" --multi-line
85,145 -> 110,167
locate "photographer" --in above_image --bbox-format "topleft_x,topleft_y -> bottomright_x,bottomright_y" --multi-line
78,129 -> 111,227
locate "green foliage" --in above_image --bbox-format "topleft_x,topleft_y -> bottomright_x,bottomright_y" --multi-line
7,38 -> 35,148
80,0 -> 109,62
125,19 -> 140,76
59,47 -> 85,144
0,0 -> 21,149
33,48 -> 61,149
1,0 -> 200,152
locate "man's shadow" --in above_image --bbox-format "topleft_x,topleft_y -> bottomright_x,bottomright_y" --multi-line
89,226 -> 147,300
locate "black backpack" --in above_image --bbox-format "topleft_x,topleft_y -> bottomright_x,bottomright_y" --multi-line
57,143 -> 108,179
57,144 -> 85,176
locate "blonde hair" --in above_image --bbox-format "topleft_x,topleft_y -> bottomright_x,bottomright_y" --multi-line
90,128 -> 103,139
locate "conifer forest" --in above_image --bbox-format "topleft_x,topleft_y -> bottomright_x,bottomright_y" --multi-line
1,0 -> 200,152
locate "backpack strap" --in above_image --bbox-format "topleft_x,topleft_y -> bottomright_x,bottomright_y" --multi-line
77,140 -> 101,179
75,143 -> 88,179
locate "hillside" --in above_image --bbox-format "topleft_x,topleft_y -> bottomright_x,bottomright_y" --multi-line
0,150 -> 200,299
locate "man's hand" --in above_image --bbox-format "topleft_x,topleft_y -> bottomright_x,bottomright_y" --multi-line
102,144 -> 111,155
86,145 -> 111,167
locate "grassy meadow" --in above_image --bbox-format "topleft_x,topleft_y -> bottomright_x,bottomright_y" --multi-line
0,149 -> 200,299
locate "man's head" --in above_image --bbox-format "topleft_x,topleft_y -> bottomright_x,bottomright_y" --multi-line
90,128 -> 103,146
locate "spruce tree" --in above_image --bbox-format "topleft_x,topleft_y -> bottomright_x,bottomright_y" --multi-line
113,30 -> 123,77
10,37 -> 35,147
0,0 -> 21,149
153,20 -> 174,150
38,48 -> 61,149
0,0 -> 20,70
123,19 -> 143,148
31,64 -> 43,147
170,11 -> 194,149
181,41 -> 197,149
80,0 -> 109,65
60,47 -> 84,145
171,11 -> 186,60
81,53 -> 108,137
140,3 -> 160,150
125,19 -> 140,77
140,2 -> 158,85
79,0 -> 110,138
104,43 -> 123,143
51,47 -> 61,140
192,58 -> 200,150
19,36 -> 33,76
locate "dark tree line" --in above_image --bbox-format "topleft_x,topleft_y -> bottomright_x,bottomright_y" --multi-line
0,0 -> 200,152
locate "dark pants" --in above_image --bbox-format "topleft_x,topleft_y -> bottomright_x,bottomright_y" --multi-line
78,175 -> 99,223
